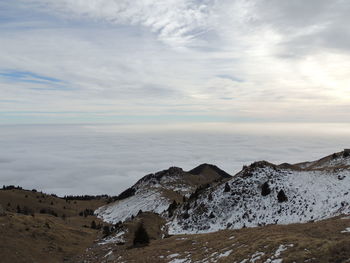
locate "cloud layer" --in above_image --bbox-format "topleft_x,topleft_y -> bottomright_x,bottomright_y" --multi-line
0,0 -> 350,123
1,123 -> 350,196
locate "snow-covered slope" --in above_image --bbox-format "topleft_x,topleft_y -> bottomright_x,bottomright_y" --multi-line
95,189 -> 170,224
96,165 -> 230,224
168,159 -> 350,234
294,150 -> 350,170
96,150 -> 350,234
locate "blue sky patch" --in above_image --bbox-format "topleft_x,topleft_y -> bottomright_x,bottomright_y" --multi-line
0,70 -> 62,84
0,70 -> 74,91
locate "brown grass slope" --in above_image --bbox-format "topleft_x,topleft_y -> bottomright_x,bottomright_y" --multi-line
0,188 -> 109,263
0,188 -> 106,219
80,215 -> 350,263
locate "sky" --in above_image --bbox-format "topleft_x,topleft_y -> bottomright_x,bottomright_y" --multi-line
1,1 -> 350,195
1,0 -> 350,124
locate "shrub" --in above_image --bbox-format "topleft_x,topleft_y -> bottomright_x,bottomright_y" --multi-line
16,205 -> 33,215
102,226 -> 111,237
277,189 -> 288,202
182,212 -> 190,219
79,209 -> 94,217
39,208 -> 58,217
261,182 -> 271,196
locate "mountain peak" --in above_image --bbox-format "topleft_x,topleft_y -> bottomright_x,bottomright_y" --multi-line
189,163 -> 231,178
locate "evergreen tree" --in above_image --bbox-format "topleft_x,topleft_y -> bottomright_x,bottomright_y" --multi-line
167,200 -> 178,217
209,211 -> 215,219
224,182 -> 231,192
91,220 -> 97,229
133,223 -> 150,247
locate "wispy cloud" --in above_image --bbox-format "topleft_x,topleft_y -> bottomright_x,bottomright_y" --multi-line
0,0 -> 350,123
17,0 -> 212,48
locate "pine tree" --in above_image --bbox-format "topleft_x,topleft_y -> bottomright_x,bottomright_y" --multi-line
224,182 -> 231,192
209,211 -> 215,219
277,189 -> 288,202
167,200 -> 178,217
133,223 -> 150,247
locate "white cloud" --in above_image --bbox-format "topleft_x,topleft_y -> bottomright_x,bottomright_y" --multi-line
18,0 -> 211,48
1,123 -> 350,196
2,1 -> 350,196
1,0 -> 350,123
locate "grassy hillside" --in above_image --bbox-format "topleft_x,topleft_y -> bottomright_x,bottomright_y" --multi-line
0,188 -> 109,263
80,215 -> 350,263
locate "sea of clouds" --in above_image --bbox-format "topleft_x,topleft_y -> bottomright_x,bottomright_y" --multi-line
0,123 -> 349,196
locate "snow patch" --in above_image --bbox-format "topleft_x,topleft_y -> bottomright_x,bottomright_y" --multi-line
98,230 -> 126,245
217,249 -> 233,258
251,252 -> 265,262
341,227 -> 350,233
103,250 -> 113,258
168,253 -> 181,259
264,244 -> 294,263
168,259 -> 190,263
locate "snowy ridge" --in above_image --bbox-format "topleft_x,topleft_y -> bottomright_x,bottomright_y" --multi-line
294,150 -> 350,170
132,167 -> 194,196
95,165 -> 228,223
95,150 -> 350,235
168,162 -> 350,234
95,167 -> 192,223
309,154 -> 350,169
95,189 -> 170,224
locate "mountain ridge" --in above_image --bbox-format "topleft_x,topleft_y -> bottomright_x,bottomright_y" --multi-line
95,149 -> 350,235
95,163 -> 231,224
